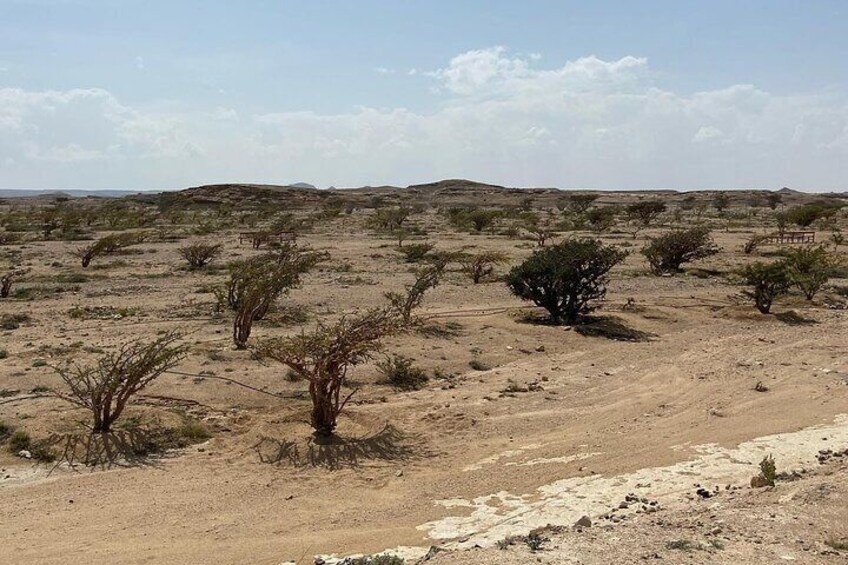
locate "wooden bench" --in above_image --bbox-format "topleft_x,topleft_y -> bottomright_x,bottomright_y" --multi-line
238,231 -> 297,248
763,231 -> 815,245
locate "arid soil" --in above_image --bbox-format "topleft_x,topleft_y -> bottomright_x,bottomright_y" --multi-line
0,188 -> 847,564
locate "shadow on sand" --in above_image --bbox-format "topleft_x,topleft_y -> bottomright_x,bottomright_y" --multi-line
41,427 -> 185,472
253,423 -> 428,470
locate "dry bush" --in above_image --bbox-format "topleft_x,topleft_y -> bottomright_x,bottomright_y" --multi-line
73,231 -> 147,268
743,234 -> 768,255
384,262 -> 445,325
641,227 -> 720,275
178,242 -> 222,269
506,239 -> 627,325
255,308 -> 405,437
220,244 -> 322,348
1,267 -> 29,298
460,251 -> 507,283
51,333 -> 187,433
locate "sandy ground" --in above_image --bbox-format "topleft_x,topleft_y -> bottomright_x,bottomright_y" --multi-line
1,215 -> 847,564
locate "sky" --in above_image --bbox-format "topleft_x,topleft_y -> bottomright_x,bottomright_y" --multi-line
1,1 -> 847,191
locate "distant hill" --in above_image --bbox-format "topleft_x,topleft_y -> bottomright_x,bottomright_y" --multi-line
0,189 -> 149,198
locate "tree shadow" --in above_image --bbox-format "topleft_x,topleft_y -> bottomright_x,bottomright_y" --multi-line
573,315 -> 655,342
775,310 -> 818,326
41,427 -> 182,472
253,423 -> 429,470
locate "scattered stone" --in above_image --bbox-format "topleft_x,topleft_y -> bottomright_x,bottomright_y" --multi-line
575,515 -> 592,528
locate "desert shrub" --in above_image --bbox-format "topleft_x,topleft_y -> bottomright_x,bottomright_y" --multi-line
218,245 -> 322,349
51,333 -> 188,432
641,227 -> 720,275
831,230 -> 845,251
626,200 -> 667,227
765,193 -> 783,210
712,192 -> 730,213
758,454 -> 777,486
523,218 -> 555,247
1,313 -> 29,330
255,308 -> 405,436
7,429 -> 31,452
0,231 -> 21,245
178,242 -> 222,269
506,239 -> 627,325
0,420 -> 13,442
385,262 -> 445,325
347,555 -> 405,565
459,251 -> 507,283
785,202 -> 843,227
561,193 -> 598,214
445,207 -> 500,232
367,207 -> 412,233
377,355 -> 429,390
0,349 -> 7,359
585,206 -> 618,232
397,243 -> 435,263
782,245 -> 840,300
743,234 -> 768,254
73,231 -> 146,268
740,261 -> 792,314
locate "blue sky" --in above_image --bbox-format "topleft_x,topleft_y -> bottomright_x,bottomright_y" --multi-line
1,0 -> 847,190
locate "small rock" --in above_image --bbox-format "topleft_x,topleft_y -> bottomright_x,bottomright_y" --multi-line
17,450 -> 32,459
574,515 -> 592,528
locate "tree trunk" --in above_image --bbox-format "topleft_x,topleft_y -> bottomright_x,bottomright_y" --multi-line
310,387 -> 337,437
233,307 -> 253,349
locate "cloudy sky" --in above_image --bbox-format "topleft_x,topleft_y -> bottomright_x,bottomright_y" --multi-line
1,0 -> 847,190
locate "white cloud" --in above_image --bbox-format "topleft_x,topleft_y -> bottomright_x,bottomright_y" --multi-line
374,67 -> 394,75
1,48 -> 847,189
135,55 -> 145,70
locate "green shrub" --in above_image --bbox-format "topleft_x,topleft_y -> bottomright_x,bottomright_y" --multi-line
642,228 -> 719,275
397,243 -> 435,263
784,202 -> 843,227
782,245 -> 840,300
506,239 -> 627,324
377,355 -> 429,390
740,261 -> 792,313
8,429 -> 31,452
